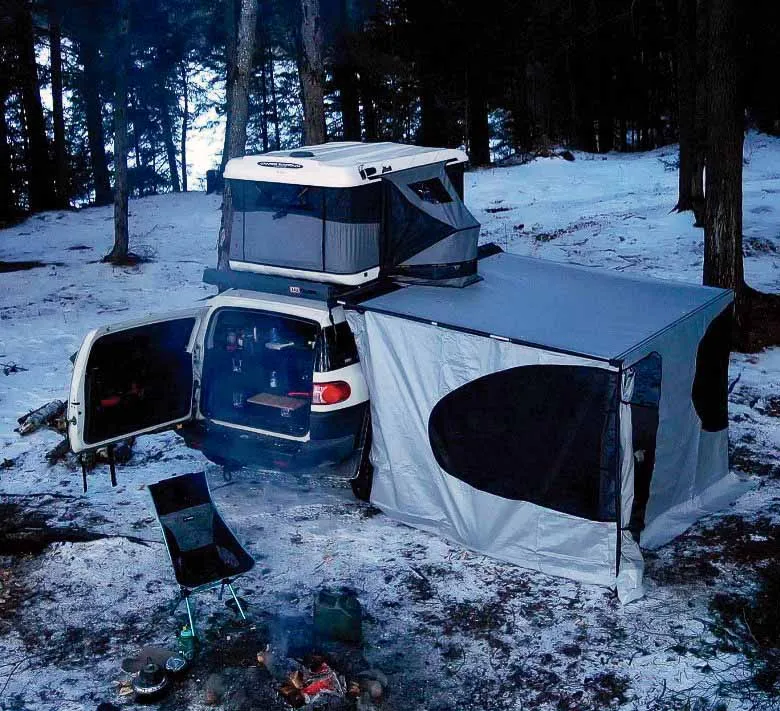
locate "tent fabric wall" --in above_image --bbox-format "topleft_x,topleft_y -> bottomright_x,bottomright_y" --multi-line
625,301 -> 748,549
345,310 -> 644,596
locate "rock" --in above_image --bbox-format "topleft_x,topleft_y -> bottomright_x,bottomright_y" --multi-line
225,687 -> 249,711
204,673 -> 225,705
367,680 -> 383,700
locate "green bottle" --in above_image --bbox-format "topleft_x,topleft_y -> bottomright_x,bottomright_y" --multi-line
177,625 -> 197,661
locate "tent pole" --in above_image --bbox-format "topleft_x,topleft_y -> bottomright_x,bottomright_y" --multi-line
614,367 -> 623,578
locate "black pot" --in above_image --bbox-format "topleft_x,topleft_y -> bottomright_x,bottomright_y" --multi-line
132,661 -> 169,701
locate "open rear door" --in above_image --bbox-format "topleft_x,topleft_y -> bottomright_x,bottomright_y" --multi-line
68,308 -> 206,453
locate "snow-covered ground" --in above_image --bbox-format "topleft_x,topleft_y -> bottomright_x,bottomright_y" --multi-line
0,134 -> 778,711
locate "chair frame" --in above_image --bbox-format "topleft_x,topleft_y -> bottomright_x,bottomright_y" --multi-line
149,472 -> 254,638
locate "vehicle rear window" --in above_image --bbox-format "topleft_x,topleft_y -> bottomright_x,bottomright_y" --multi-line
315,321 -> 359,372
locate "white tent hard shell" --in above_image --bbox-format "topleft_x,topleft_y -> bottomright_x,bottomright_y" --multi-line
342,251 -> 744,602
223,142 -> 477,287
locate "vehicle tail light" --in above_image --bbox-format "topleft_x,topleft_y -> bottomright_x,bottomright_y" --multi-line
312,381 -> 351,405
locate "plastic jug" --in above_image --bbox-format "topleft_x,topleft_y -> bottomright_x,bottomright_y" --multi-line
313,590 -> 362,643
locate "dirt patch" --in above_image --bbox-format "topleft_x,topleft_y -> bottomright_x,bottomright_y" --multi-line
100,250 -> 154,266
645,549 -> 721,586
442,599 -> 511,639
0,501 -> 148,556
709,565 -> 780,695
730,445 -> 780,478
742,287 -> 780,352
0,260 -> 64,273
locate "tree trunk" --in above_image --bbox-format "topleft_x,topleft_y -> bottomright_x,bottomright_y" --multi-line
360,74 -> 378,141
49,1 -> 68,209
79,38 -> 112,206
466,66 -> 490,166
220,0 -> 238,173
703,0 -> 745,337
260,49 -> 269,151
181,62 -> 188,192
597,30 -> 614,153
675,0 -> 696,211
107,0 -> 130,264
334,64 -> 361,141
299,0 -> 326,145
0,86 -> 14,224
217,0 -> 258,270
269,54 -> 280,150
18,1 -> 56,212
690,0 -> 708,224
160,93 -> 181,192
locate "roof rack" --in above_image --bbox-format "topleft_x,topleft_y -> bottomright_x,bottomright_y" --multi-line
202,268 -> 367,303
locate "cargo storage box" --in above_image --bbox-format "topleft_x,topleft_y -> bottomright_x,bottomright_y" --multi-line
224,142 -> 479,287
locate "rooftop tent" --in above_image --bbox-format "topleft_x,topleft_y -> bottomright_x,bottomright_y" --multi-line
342,252 -> 744,602
380,162 -> 481,287
223,142 -> 472,287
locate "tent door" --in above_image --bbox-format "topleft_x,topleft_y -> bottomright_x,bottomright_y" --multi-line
626,353 -> 662,538
68,308 -> 206,454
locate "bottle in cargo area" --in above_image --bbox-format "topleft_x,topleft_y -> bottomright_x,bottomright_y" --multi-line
269,370 -> 278,391
313,589 -> 362,643
226,330 -> 237,352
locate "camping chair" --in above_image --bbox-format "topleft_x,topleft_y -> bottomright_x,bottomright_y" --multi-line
148,472 -> 255,637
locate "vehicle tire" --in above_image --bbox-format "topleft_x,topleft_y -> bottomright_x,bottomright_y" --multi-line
349,411 -> 373,502
350,458 -> 373,502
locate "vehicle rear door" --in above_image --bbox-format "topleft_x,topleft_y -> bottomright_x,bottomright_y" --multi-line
68,308 -> 207,453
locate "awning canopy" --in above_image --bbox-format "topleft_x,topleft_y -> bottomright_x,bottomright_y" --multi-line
345,252 -> 733,364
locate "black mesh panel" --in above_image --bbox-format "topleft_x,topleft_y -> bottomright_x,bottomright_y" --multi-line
691,308 -> 731,432
428,365 -> 619,521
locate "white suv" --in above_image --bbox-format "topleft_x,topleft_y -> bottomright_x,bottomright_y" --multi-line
67,284 -> 369,474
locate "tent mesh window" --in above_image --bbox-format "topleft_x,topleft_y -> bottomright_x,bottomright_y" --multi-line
408,178 -> 453,204
230,179 -> 381,275
627,352 -> 662,538
428,365 -> 619,521
691,308 -> 731,432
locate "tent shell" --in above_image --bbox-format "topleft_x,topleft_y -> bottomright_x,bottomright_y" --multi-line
223,141 -> 468,188
341,252 -> 740,602
224,143 -> 476,287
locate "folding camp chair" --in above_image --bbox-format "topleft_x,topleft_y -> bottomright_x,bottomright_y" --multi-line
148,472 -> 255,637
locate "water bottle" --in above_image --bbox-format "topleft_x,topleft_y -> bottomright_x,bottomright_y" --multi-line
269,370 -> 278,390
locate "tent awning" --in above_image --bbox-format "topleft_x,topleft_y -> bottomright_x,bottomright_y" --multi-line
341,252 -> 733,364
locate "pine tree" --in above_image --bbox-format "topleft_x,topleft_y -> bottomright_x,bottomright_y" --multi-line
217,0 -> 258,270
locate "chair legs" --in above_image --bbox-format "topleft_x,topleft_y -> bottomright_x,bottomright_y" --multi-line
184,593 -> 197,638
227,582 -> 247,620
179,581 -> 246,638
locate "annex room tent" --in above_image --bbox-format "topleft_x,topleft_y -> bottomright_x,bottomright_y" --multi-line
343,252 -> 744,602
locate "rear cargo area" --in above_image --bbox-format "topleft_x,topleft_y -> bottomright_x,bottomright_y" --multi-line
200,308 -> 319,437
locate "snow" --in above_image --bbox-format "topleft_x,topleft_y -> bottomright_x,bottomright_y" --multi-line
1,133 -> 779,710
